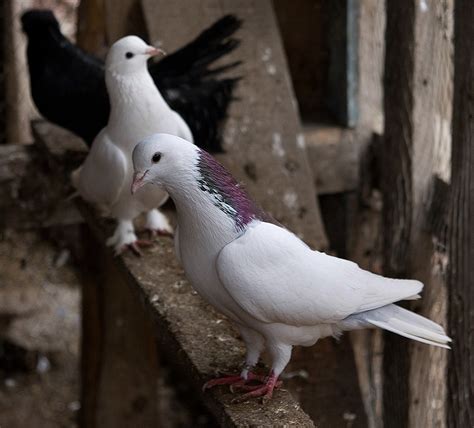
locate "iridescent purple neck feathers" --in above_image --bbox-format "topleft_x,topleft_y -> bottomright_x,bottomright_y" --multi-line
196,150 -> 267,230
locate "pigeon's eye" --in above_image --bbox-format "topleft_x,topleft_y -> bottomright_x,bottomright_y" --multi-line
125,52 -> 134,59
152,152 -> 162,163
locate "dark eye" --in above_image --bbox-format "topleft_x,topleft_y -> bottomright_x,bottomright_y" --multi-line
125,52 -> 134,59
152,152 -> 162,163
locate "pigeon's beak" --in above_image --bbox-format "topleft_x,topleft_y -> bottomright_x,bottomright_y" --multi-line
131,170 -> 148,195
145,46 -> 166,57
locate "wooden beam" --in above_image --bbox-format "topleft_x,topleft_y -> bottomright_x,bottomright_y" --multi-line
448,0 -> 474,425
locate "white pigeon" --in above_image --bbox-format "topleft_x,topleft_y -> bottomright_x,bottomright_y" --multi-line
131,133 -> 451,402
72,36 -> 193,254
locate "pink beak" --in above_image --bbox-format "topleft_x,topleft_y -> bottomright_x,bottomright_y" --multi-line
131,171 -> 148,194
145,46 -> 166,57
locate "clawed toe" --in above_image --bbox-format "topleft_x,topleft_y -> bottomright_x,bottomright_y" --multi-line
202,374 -> 242,391
230,378 -> 282,393
203,371 -> 281,403
147,228 -> 174,239
230,384 -> 274,404
118,239 -> 153,256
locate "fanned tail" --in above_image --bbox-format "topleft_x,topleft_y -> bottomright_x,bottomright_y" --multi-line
149,14 -> 242,82
353,304 -> 451,349
152,14 -> 243,153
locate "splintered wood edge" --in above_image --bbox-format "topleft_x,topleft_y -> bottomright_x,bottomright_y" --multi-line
32,121 -> 315,428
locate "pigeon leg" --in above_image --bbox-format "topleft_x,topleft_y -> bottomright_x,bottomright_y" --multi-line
145,209 -> 173,238
231,371 -> 279,404
231,341 -> 291,402
125,240 -> 153,256
106,219 -> 152,256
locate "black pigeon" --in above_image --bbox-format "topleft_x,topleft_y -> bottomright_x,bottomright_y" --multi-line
21,9 -> 242,152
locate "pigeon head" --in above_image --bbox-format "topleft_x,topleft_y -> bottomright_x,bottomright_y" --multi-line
131,133 -> 199,193
132,134 -> 267,230
21,9 -> 60,36
105,36 -> 165,75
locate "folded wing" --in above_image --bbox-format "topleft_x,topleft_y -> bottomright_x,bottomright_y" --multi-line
216,222 -> 423,326
73,131 -> 127,209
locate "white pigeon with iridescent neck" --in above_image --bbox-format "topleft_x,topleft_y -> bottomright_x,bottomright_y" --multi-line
131,133 -> 451,402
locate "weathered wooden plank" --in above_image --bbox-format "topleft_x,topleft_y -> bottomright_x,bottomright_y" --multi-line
349,2 -> 386,427
76,0 -> 107,55
408,2 -> 453,427
448,0 -> 474,425
0,0 -> 5,145
382,2 -> 418,426
382,1 -> 453,426
77,0 -> 147,54
142,0 -> 327,250
79,225 -> 161,428
33,120 -> 315,428
4,0 -> 33,144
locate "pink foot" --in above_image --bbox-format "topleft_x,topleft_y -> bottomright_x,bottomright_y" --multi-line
147,228 -> 174,239
230,377 -> 282,393
119,239 -> 153,256
203,371 -> 266,392
231,371 -> 279,404
202,374 -> 243,391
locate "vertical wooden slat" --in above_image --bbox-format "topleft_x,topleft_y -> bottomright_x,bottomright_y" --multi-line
0,0 -> 6,144
409,2 -> 453,427
79,225 -> 161,428
4,0 -> 33,144
77,0 -> 147,55
382,2 -> 416,425
76,0 -> 107,55
448,0 -> 474,426
383,1 -> 453,426
79,224 -> 104,428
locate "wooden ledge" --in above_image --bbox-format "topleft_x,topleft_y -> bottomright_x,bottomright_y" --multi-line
32,121 -> 315,428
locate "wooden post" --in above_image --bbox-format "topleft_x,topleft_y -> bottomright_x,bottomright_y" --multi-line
77,0 -> 147,55
382,1 -> 453,426
4,0 -> 34,144
0,0 -> 5,144
448,0 -> 474,426
79,225 -> 161,428
76,0 -> 107,55
382,3 -> 416,424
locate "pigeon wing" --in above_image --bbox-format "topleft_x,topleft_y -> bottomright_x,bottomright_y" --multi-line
74,131 -> 127,208
216,222 -> 423,326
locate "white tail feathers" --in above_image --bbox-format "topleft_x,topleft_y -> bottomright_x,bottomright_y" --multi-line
361,304 -> 451,349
